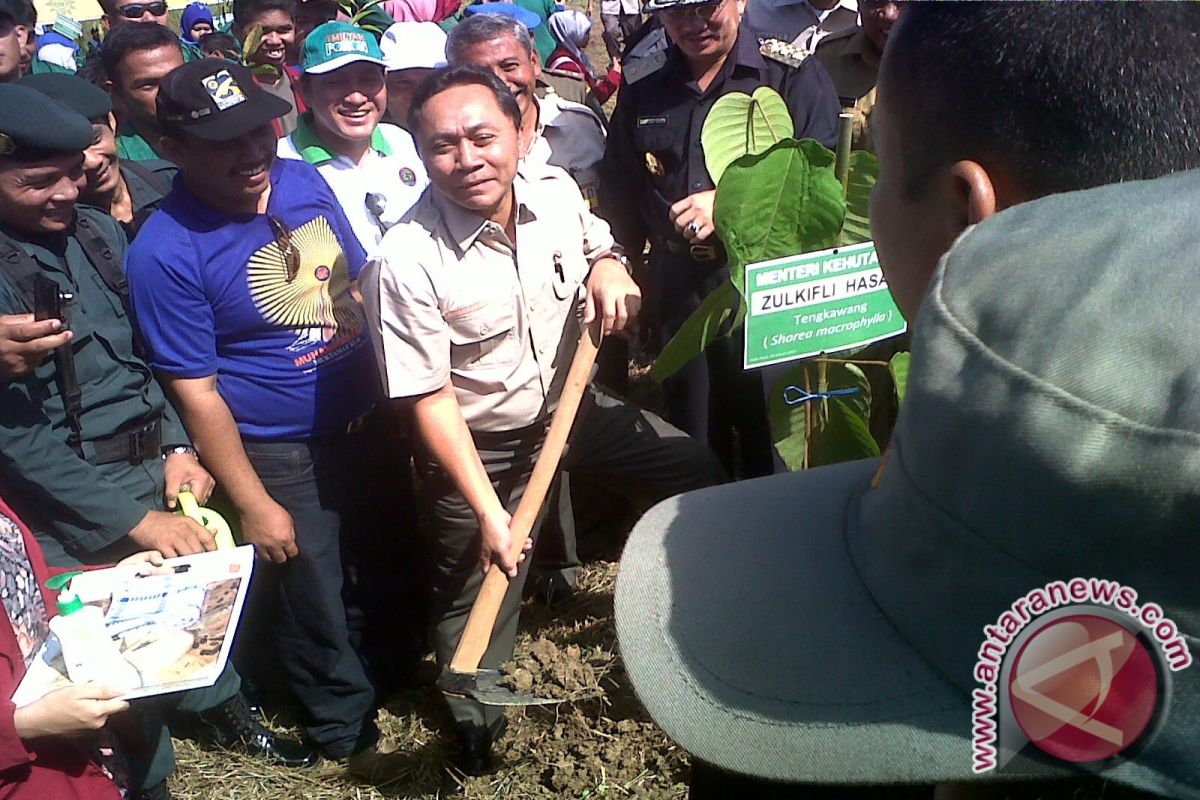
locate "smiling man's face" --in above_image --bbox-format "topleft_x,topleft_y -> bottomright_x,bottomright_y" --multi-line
0,153 -> 84,234
305,61 -> 387,151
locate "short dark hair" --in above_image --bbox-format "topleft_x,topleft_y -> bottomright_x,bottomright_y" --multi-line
882,3 -> 1200,200
198,30 -> 240,57
101,21 -> 182,86
445,13 -> 534,65
15,0 -> 34,27
233,0 -> 296,32
408,65 -> 522,139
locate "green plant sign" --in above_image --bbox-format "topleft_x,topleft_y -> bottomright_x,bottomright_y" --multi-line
743,241 -> 905,368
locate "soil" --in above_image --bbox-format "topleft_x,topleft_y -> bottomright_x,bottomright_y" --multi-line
170,562 -> 690,800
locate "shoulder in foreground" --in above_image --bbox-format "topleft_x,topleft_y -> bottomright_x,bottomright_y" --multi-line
375,193 -> 442,253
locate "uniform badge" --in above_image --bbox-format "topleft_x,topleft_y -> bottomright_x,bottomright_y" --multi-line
645,152 -> 665,177
0,133 -> 13,156
399,167 -> 417,186
759,38 -> 812,69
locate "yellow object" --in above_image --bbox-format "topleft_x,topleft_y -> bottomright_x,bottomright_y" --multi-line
176,491 -> 236,550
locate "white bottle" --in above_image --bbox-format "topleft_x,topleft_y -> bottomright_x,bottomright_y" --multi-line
47,574 -> 142,692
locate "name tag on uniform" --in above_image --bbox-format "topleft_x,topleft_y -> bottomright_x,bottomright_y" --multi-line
637,116 -> 668,127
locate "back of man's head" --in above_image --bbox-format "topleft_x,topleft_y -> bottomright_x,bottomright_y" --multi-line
445,13 -> 532,64
101,20 -> 180,86
883,3 -> 1200,201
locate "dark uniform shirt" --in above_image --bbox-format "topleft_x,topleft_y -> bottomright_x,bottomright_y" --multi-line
119,158 -> 177,239
599,25 -> 841,254
814,25 -> 880,153
0,208 -> 188,561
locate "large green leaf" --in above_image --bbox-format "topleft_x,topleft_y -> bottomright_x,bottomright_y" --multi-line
767,361 -> 878,470
701,88 -> 794,185
841,150 -> 879,245
714,138 -> 846,294
649,282 -> 743,383
889,351 -> 910,405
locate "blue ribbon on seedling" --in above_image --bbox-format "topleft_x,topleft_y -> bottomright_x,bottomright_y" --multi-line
782,385 -> 859,406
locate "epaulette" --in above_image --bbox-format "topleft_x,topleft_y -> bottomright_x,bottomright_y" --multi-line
759,38 -> 813,69
623,48 -> 667,85
543,67 -> 587,83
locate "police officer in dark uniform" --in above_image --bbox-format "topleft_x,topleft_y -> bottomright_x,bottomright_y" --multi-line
19,72 -> 176,239
599,0 -> 839,477
0,83 -> 315,800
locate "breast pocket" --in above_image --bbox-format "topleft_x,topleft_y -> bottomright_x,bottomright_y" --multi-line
632,124 -> 678,183
446,302 -> 520,370
550,249 -> 589,302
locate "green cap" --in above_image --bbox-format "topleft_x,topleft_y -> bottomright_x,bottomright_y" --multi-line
46,571 -> 85,615
0,84 -> 93,163
300,21 -> 386,75
19,73 -> 114,123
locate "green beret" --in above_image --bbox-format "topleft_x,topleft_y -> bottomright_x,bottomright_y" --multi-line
19,73 -> 113,123
0,84 -> 94,163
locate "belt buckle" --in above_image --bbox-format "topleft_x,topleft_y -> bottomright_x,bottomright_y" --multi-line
689,244 -> 717,262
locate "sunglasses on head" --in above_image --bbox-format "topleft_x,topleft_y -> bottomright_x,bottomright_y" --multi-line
117,1 -> 167,18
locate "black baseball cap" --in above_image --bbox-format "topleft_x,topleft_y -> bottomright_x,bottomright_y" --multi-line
156,60 -> 291,142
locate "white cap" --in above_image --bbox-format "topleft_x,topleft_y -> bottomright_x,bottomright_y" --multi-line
380,22 -> 448,72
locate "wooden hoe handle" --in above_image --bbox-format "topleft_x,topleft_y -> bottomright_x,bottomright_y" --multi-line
449,321 -> 604,674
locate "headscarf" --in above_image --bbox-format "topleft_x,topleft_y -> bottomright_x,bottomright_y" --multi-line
180,2 -> 215,43
383,0 -> 439,22
548,10 -> 596,79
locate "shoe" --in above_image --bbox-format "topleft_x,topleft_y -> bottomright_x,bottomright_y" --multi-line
450,716 -> 509,776
339,739 -> 410,785
196,693 -> 319,768
132,782 -> 172,800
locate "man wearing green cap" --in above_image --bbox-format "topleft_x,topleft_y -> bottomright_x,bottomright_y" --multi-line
278,20 -> 427,252
0,82 -> 317,800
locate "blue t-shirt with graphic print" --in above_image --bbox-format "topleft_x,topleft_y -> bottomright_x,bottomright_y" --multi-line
126,158 -> 379,440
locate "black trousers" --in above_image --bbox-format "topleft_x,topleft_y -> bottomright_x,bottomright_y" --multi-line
234,412 -> 423,757
420,387 -> 724,731
650,249 -> 783,479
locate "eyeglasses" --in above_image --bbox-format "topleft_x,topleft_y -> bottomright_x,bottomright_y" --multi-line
661,0 -> 728,23
116,2 -> 167,18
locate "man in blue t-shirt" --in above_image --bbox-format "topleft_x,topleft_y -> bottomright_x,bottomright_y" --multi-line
125,59 -> 418,781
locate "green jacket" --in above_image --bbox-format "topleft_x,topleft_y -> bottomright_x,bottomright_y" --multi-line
0,208 -> 190,563
115,119 -> 169,163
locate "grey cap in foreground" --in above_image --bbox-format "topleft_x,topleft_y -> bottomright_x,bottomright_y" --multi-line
616,167 -> 1200,796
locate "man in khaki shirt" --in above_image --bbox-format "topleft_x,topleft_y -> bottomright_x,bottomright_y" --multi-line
360,65 -> 723,780
814,0 -> 901,152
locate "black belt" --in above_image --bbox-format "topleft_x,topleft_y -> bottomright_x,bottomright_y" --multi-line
91,418 -> 162,465
650,236 -> 725,263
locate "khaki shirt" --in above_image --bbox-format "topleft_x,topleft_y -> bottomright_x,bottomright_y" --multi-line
525,93 -> 607,210
815,25 -> 881,153
362,168 -> 616,432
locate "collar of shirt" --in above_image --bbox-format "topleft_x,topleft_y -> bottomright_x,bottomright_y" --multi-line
429,177 -> 538,256
115,120 -> 165,161
289,112 -> 394,166
812,0 -> 857,17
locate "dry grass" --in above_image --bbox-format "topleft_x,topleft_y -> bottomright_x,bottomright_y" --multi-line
169,562 -> 689,800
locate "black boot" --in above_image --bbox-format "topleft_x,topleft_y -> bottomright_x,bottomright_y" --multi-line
196,693 -> 319,768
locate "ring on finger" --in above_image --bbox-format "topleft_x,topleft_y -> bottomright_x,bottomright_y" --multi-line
687,221 -> 701,235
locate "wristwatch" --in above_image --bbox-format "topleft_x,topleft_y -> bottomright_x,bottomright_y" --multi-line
162,445 -> 198,460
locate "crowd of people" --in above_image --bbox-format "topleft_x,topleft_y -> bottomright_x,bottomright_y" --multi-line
0,0 -> 1195,799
